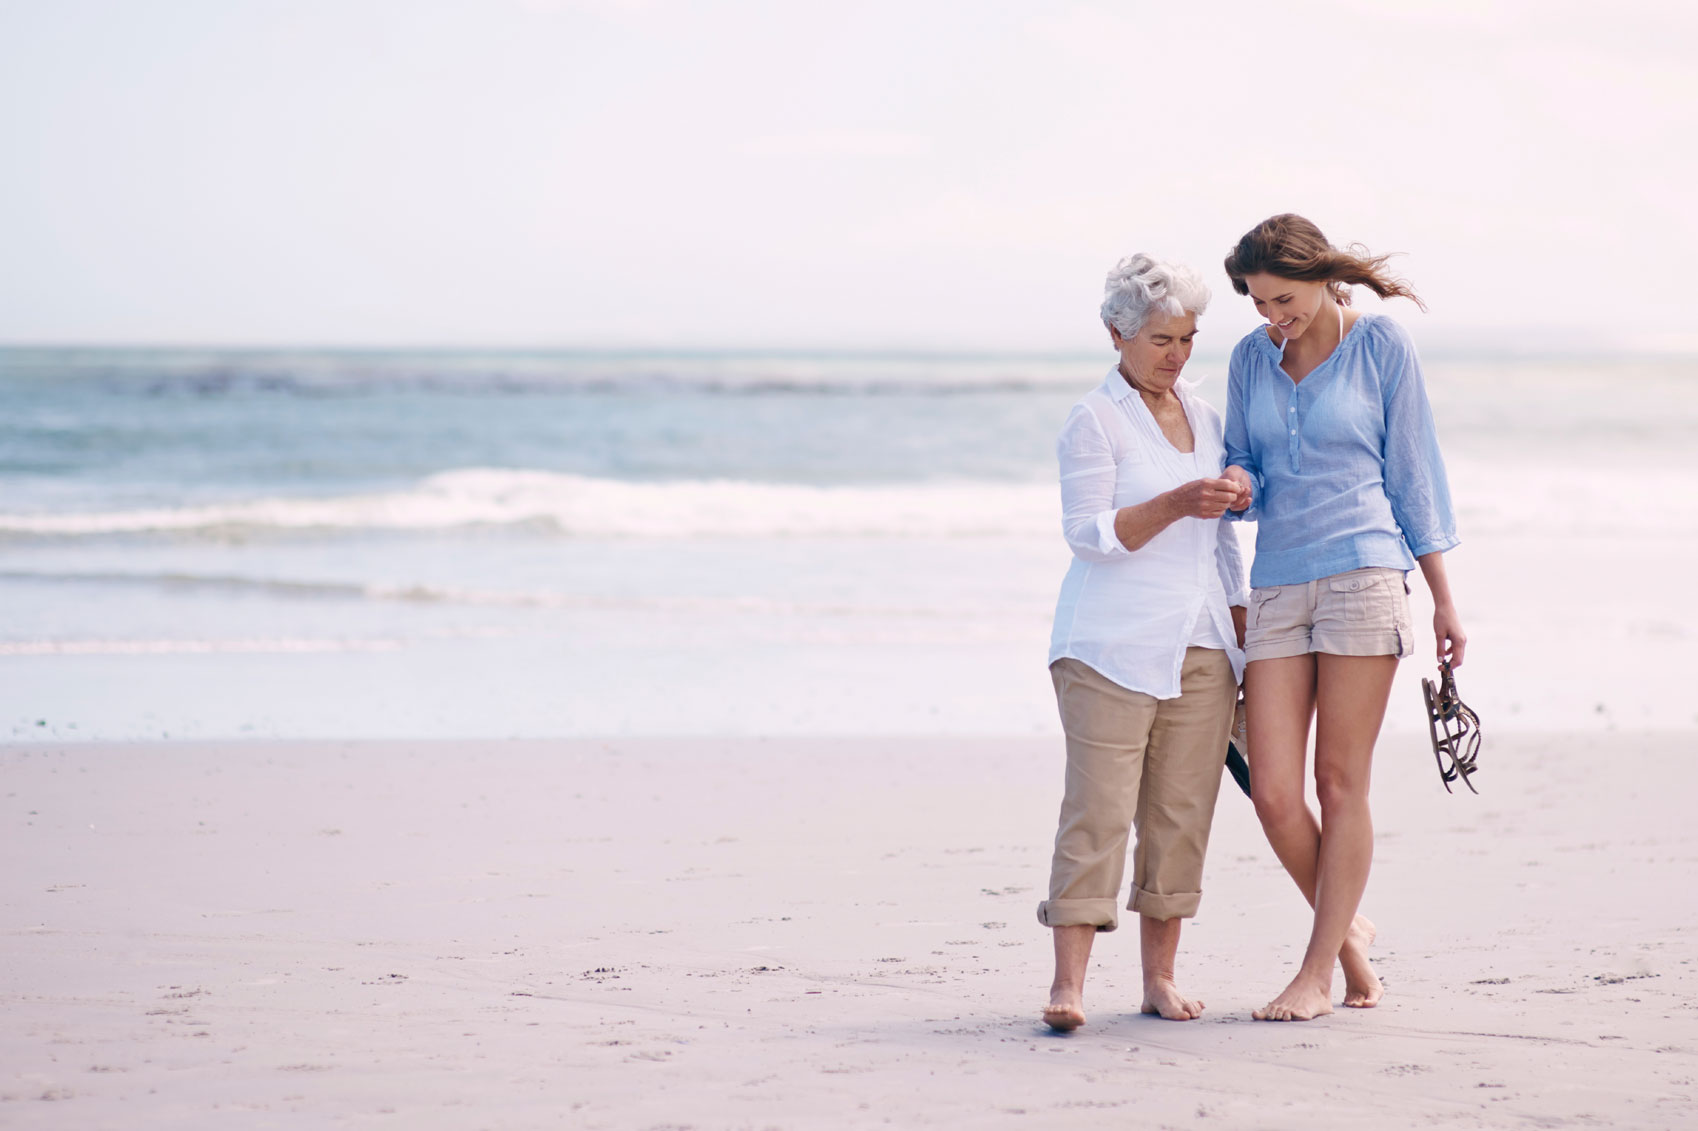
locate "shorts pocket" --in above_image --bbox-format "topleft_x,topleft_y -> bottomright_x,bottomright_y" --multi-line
1250,587 -> 1282,629
1326,570 -> 1386,621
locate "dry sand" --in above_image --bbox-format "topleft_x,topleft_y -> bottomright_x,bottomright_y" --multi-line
4,731 -> 1696,1129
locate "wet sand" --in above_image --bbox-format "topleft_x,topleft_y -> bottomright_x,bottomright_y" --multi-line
3,731 -> 1695,1128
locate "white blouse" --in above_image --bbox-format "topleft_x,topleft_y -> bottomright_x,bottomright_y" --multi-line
1048,368 -> 1249,699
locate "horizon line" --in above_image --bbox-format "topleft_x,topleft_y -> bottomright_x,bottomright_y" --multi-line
3,339 -> 1696,364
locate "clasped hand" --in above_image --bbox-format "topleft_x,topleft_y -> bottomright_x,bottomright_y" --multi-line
1171,476 -> 1249,519
1220,466 -> 1255,512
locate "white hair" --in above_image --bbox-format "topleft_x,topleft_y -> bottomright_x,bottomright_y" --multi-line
1100,253 -> 1212,338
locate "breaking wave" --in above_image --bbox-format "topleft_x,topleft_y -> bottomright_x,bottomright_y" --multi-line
0,469 -> 1057,540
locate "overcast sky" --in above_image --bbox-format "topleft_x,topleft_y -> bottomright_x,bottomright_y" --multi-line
2,0 -> 1694,353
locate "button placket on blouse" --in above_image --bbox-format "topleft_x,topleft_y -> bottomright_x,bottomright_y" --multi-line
1286,383 -> 1302,472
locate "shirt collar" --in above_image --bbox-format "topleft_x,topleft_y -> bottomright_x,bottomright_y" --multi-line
1101,366 -> 1136,401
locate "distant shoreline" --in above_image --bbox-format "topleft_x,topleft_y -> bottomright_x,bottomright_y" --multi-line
5,342 -> 1696,365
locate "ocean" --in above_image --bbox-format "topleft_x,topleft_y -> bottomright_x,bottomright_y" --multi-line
3,346 -> 1694,741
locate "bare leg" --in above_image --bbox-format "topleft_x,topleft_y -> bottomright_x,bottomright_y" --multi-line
1339,915 -> 1381,1008
1245,655 -> 1383,1012
1045,924 -> 1094,1030
1139,916 -> 1203,1020
1245,655 -> 1333,1019
1255,654 -> 1397,1020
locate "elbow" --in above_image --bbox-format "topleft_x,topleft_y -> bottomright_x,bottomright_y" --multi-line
1062,524 -> 1119,562
1064,508 -> 1136,559
1064,536 -> 1122,563
1390,499 -> 1459,559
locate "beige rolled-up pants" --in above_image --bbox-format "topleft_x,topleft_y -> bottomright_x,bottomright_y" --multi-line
1037,649 -> 1236,931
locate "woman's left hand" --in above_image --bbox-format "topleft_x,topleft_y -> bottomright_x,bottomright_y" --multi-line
1434,603 -> 1467,667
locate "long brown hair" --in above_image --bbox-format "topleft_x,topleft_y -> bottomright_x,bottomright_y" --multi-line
1223,213 -> 1426,311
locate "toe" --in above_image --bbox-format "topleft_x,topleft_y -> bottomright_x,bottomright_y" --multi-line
1042,1005 -> 1085,1031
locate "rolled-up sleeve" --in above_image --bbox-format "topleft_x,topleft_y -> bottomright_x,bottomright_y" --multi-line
1379,326 -> 1460,558
1056,404 -> 1129,562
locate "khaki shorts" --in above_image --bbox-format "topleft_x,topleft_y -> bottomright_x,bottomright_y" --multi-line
1244,566 -> 1414,662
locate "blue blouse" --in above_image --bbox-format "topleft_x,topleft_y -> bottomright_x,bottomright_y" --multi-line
1224,313 -> 1459,589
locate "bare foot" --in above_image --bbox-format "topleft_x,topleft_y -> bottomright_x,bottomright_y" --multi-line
1141,975 -> 1204,1021
1043,989 -> 1086,1031
1340,914 -> 1383,1008
1252,975 -> 1334,1022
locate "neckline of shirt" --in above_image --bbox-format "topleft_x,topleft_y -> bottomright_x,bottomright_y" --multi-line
1101,367 -> 1204,458
1251,309 -> 1377,372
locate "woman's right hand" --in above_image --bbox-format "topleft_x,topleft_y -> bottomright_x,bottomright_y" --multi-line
1221,465 -> 1255,511
1167,477 -> 1242,519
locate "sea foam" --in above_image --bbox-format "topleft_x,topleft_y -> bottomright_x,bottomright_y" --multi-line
0,469 -> 1058,540
4,457 -> 1683,543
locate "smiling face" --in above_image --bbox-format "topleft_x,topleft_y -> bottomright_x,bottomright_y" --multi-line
1110,309 -> 1198,397
1242,273 -> 1333,343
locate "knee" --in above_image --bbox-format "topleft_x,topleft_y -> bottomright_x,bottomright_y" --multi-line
1313,769 -> 1368,814
1251,785 -> 1306,831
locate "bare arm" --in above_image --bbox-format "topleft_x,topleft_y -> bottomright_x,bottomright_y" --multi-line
1415,550 -> 1467,667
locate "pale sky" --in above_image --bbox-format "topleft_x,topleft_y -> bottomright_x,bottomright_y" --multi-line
2,0 -> 1694,353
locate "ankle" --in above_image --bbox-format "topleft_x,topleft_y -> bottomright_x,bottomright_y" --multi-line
1290,957 -> 1331,984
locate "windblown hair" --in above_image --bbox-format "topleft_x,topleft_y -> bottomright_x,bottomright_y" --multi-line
1100,253 -> 1212,338
1223,213 -> 1426,311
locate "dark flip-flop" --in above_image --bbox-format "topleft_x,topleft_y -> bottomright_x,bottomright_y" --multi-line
1225,695 -> 1252,798
1422,659 -> 1481,793
1225,741 -> 1252,799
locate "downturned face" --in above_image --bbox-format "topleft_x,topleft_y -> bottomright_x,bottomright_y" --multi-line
1111,310 -> 1198,396
1242,273 -> 1332,342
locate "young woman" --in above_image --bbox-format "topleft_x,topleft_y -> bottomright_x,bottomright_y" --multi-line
1220,214 -> 1465,1021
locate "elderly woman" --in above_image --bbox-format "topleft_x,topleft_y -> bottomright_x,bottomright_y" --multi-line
1040,253 -> 1250,1030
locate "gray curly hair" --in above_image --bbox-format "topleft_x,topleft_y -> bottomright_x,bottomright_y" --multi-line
1100,253 -> 1212,338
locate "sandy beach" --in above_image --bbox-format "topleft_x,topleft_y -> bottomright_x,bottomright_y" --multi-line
5,729 -> 1695,1129
8,3 -> 1698,1127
